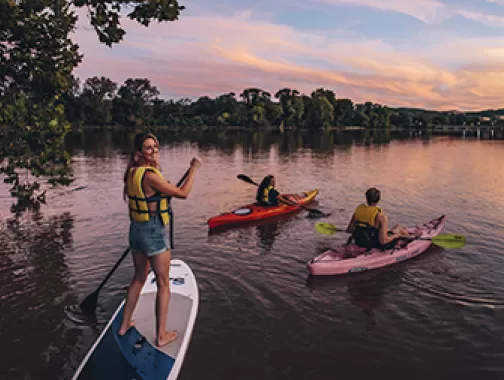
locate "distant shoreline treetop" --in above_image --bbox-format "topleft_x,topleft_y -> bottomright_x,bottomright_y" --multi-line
63,75 -> 504,132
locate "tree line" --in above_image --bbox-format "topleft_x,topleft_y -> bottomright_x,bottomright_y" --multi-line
63,76 -> 504,131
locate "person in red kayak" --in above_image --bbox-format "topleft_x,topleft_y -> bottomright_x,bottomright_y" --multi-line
119,132 -> 202,347
256,175 -> 300,207
345,187 -> 418,249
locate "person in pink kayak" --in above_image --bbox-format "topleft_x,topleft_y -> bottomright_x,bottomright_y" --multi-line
119,132 -> 202,347
346,187 -> 418,249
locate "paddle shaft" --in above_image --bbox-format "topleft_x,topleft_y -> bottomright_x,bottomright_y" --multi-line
83,167 -> 192,301
408,236 -> 452,243
392,234 -> 465,249
315,222 -> 465,249
326,229 -> 451,241
94,247 -> 130,293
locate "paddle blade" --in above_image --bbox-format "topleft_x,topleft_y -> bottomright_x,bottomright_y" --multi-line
237,174 -> 258,186
315,222 -> 339,235
79,291 -> 98,314
430,233 -> 466,249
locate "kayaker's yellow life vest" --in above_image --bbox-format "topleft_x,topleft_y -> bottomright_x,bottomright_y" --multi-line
354,204 -> 382,228
352,204 -> 388,250
262,185 -> 274,204
127,166 -> 171,226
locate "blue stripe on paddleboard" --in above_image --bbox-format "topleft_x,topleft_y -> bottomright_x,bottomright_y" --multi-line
75,318 -> 140,380
111,306 -> 175,379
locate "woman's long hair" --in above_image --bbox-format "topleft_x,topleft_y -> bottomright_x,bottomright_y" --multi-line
256,175 -> 273,204
123,132 -> 159,201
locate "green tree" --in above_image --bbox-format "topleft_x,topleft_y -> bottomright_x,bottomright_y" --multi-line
309,90 -> 334,129
240,88 -> 273,127
214,92 -> 242,125
333,98 -> 354,126
448,113 -> 465,126
239,88 -> 271,107
61,76 -> 85,129
354,104 -> 370,128
1,0 -> 185,212
112,78 -> 160,128
390,111 -> 413,129
80,76 -> 117,126
264,102 -> 282,127
274,88 -> 304,127
1,1 -> 81,212
432,114 -> 449,126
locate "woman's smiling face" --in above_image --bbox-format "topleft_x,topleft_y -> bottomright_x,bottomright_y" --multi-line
141,137 -> 159,165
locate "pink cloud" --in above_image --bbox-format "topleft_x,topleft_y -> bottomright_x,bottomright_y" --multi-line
72,12 -> 504,111
457,9 -> 504,27
318,0 -> 504,28
318,0 -> 450,24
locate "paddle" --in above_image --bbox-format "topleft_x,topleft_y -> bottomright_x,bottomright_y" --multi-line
315,222 -> 466,249
78,167 -> 192,315
237,174 -> 330,218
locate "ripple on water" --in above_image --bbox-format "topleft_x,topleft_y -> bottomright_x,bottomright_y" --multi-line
2,136 -> 504,379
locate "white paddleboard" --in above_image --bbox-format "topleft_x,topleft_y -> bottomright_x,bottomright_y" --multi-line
72,259 -> 199,380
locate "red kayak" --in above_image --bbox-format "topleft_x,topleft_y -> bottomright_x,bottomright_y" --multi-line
207,189 -> 319,229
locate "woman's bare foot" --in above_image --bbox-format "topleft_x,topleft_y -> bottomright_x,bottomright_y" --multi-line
156,331 -> 177,347
118,320 -> 135,336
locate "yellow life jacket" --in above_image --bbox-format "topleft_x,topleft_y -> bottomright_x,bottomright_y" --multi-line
262,185 -> 274,204
127,166 -> 171,226
354,204 -> 382,228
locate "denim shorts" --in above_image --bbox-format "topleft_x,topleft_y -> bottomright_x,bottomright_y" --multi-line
129,216 -> 171,257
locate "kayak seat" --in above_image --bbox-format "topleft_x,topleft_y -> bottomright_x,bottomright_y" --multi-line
345,235 -> 373,256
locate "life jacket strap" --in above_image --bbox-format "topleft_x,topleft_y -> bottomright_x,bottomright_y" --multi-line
169,207 -> 174,249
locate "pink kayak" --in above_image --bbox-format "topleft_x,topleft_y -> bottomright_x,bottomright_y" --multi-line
307,215 -> 446,276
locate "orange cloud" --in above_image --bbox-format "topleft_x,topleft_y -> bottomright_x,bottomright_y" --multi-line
72,12 -> 504,111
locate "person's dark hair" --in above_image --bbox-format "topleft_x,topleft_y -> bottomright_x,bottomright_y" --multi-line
123,132 -> 159,201
365,187 -> 381,205
256,175 -> 274,204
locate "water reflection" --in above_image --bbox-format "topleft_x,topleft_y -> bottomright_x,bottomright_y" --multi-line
2,131 -> 503,380
0,212 -> 77,379
256,222 -> 280,252
65,129 -> 380,159
208,211 -> 306,253
306,268 -> 403,330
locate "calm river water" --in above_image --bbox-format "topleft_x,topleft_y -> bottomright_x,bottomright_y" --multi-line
1,131 -> 503,380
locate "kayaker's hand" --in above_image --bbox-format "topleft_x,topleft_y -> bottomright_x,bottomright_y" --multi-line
190,157 -> 202,170
278,195 -> 297,206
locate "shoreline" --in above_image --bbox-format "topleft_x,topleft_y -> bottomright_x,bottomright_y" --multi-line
68,124 -> 504,139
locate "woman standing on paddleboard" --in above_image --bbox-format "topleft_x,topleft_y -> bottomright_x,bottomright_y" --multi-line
119,132 -> 202,347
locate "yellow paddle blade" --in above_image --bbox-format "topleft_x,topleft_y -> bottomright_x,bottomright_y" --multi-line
430,234 -> 466,249
315,222 -> 339,235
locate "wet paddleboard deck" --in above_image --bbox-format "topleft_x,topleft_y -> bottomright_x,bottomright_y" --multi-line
72,259 -> 199,380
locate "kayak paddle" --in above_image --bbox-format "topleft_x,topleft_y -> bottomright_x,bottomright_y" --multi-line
314,222 -> 466,249
315,222 -> 341,235
78,167 -> 193,315
237,174 -> 330,218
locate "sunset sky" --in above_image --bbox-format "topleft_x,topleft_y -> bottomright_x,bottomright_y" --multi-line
73,0 -> 504,111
